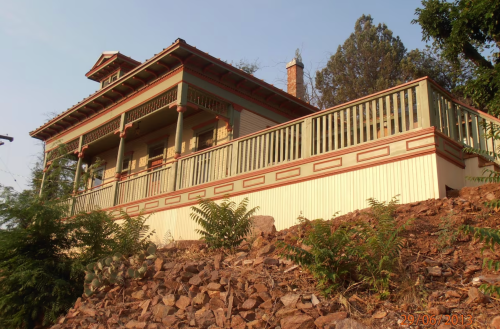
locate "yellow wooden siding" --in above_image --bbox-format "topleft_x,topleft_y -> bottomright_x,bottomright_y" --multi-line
143,153 -> 440,241
239,110 -> 278,137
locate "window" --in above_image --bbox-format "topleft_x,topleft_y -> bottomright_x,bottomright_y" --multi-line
147,144 -> 165,169
101,74 -> 118,88
119,157 -> 131,181
197,129 -> 215,151
92,165 -> 105,188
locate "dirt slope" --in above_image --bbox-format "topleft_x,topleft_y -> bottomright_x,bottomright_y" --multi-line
51,183 -> 500,329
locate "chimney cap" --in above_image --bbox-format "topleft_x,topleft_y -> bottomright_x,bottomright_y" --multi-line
286,58 -> 304,69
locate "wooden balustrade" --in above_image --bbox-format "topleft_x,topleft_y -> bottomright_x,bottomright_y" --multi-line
73,184 -> 114,214
176,144 -> 233,189
61,78 -> 500,217
116,165 -> 171,204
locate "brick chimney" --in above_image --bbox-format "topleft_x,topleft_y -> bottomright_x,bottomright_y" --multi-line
286,58 -> 305,100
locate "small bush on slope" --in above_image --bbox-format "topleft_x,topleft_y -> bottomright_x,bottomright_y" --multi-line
190,196 -> 259,250
279,197 -> 412,298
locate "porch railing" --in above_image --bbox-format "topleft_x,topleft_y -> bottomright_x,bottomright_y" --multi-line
64,77 -> 500,216
73,184 -> 114,214
116,165 -> 171,204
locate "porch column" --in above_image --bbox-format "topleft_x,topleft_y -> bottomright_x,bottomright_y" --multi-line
168,82 -> 188,192
112,114 -> 129,205
174,82 -> 188,159
72,136 -> 84,194
39,152 -> 49,196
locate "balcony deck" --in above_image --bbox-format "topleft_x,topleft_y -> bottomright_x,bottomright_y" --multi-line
60,77 -> 500,221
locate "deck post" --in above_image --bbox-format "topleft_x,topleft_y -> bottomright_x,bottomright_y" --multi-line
418,79 -> 433,129
112,114 -> 127,206
171,82 -> 189,191
167,161 -> 178,192
302,117 -> 312,159
73,136 -> 84,193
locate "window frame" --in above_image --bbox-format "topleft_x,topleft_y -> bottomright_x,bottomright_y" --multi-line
194,124 -> 217,152
91,165 -> 106,188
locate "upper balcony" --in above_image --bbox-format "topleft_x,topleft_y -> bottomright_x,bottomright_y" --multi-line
45,76 -> 500,217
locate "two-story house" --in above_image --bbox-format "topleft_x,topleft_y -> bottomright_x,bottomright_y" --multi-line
30,38 -> 500,242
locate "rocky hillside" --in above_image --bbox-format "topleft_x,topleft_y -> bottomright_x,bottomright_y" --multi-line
51,184 -> 500,329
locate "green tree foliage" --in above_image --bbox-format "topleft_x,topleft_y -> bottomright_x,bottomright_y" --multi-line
0,189 -> 79,328
315,15 -> 461,109
113,211 -> 155,256
232,59 -> 260,75
279,197 -> 412,298
414,0 -> 500,114
190,197 -> 259,249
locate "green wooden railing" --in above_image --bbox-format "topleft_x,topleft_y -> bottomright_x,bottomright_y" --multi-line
64,78 -> 500,215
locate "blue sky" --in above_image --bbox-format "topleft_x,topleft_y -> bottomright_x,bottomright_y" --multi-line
0,0 -> 428,191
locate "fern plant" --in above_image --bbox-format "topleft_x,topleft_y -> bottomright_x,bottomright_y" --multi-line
190,196 -> 259,250
357,197 -> 412,298
462,122 -> 500,297
460,225 -> 500,296
278,218 -> 360,296
114,211 -> 155,256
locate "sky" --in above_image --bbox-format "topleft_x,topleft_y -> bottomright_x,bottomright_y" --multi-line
0,0 -> 429,191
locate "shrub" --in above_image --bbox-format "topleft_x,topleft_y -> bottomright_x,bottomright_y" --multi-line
190,197 -> 259,249
70,210 -> 121,266
437,211 -> 458,250
279,197 -> 411,297
113,211 -> 155,256
278,218 -> 360,296
0,190 -> 80,329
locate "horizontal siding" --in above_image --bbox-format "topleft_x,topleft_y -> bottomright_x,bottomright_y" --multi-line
144,154 -> 439,243
239,110 -> 278,137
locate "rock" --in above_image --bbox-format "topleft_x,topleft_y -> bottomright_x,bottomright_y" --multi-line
125,320 -> 147,329
263,257 -> 279,266
257,244 -> 276,257
208,297 -> 225,310
193,292 -> 210,305
491,316 -> 500,329
259,300 -> 273,309
152,304 -> 175,318
189,275 -> 202,286
231,315 -> 246,329
153,271 -> 165,279
445,290 -> 461,299
241,298 -> 258,310
314,312 -> 347,327
250,215 -> 277,237
175,295 -> 191,310
162,315 -> 178,327
280,314 -> 315,329
467,287 -> 489,304
194,309 -> 215,328
296,302 -> 313,309
464,264 -> 482,275
336,318 -> 369,329
154,257 -> 164,272
184,263 -> 199,273
372,311 -> 387,319
311,294 -> 320,306
252,236 -> 267,248
427,266 -> 442,277
79,305 -> 96,317
247,320 -> 264,329
213,308 -> 225,327
281,293 -> 300,308
239,311 -> 256,321
207,282 -> 222,291
428,305 -> 448,315
131,290 -> 146,300
253,283 -> 267,292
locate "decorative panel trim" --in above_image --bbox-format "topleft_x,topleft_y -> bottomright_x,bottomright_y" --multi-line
406,136 -> 437,151
126,205 -> 139,213
444,141 -> 462,160
243,176 -> 265,188
125,87 -> 177,123
313,158 -> 342,172
145,201 -> 159,209
276,167 -> 301,181
83,117 -> 120,145
214,183 -> 234,195
165,196 -> 181,205
357,146 -> 390,162
188,190 -> 206,200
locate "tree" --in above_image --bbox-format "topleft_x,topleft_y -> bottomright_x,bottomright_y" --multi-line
314,14 -> 462,109
315,15 -> 407,109
414,0 -> 500,114
232,59 -> 260,75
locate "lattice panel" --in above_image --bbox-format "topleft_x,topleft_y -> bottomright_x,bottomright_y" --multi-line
66,138 -> 79,153
187,87 -> 228,116
125,88 -> 178,123
83,118 -> 120,145
46,138 -> 80,162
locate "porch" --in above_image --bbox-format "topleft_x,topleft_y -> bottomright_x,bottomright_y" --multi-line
56,77 -> 500,217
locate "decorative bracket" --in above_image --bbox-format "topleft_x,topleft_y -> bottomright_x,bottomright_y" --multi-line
78,145 -> 89,159
216,116 -> 232,132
